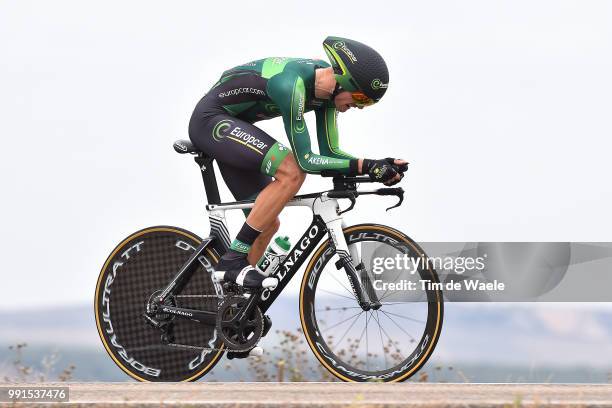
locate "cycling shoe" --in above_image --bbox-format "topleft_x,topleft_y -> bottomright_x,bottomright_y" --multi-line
214,256 -> 277,289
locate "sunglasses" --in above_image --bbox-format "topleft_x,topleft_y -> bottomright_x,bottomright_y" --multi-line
350,91 -> 375,107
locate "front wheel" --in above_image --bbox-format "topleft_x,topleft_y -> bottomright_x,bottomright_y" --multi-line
300,224 -> 444,382
94,226 -> 225,382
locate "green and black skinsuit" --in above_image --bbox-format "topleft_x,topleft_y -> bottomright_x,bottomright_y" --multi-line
189,57 -> 358,200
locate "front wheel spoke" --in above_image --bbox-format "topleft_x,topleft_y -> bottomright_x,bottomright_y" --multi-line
365,312 -> 370,370
318,288 -> 356,301
372,311 -> 389,368
373,310 -> 405,361
353,311 -> 373,370
327,271 -> 358,300
315,306 -> 363,313
321,310 -> 363,332
379,267 -> 408,300
379,310 -> 426,324
379,310 -> 417,342
332,311 -> 363,353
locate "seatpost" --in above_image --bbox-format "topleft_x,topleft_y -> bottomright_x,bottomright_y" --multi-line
194,154 -> 221,205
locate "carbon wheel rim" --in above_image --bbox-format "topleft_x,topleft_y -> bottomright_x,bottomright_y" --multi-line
300,224 -> 443,382
94,226 -> 224,382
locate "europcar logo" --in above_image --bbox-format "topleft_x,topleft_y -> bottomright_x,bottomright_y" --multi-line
371,79 -> 388,90
333,41 -> 357,63
293,93 -> 305,133
212,119 -> 233,142
218,87 -> 266,98
213,119 -> 269,152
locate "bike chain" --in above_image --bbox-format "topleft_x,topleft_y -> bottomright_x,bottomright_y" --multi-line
174,294 -> 223,299
165,341 -> 253,353
165,293 -> 255,353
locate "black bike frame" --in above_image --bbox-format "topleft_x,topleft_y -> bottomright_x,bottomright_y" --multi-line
154,208 -> 328,325
151,152 -> 398,327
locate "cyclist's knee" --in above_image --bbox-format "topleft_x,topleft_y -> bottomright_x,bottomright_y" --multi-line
276,155 -> 306,188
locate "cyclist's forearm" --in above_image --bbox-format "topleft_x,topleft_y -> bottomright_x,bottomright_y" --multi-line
293,152 -> 356,174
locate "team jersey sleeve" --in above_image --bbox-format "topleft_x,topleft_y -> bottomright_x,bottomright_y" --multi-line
267,72 -> 355,174
315,105 -> 357,160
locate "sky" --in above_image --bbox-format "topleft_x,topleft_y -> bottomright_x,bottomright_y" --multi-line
1,0 -> 611,309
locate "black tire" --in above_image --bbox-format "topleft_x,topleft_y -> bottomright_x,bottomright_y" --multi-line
94,226 -> 225,382
300,224 -> 444,382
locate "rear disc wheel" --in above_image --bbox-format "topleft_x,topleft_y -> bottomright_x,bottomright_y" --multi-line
94,226 -> 224,382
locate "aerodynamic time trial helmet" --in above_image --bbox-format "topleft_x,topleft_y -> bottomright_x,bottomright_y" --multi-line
323,36 -> 389,105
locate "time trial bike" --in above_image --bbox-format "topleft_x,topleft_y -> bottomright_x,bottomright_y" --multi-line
94,139 -> 444,382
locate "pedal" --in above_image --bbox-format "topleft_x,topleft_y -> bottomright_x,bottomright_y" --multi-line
223,279 -> 276,291
223,282 -> 244,296
213,271 -> 226,282
226,347 -> 264,360
226,350 -> 250,360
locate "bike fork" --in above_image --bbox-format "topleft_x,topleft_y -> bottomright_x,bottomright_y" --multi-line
327,219 -> 381,311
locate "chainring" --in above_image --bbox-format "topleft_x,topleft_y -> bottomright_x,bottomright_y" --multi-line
216,295 -> 264,351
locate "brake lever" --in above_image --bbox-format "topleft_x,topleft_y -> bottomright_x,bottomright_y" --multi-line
338,193 -> 357,215
328,191 -> 358,214
386,194 -> 403,211
379,187 -> 404,211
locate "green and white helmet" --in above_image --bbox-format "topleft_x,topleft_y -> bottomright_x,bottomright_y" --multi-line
323,36 -> 389,103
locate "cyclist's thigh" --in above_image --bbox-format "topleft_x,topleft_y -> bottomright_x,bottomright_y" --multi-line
189,113 -> 290,177
218,162 -> 272,201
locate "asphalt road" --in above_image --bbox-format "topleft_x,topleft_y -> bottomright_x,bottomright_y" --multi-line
2,383 -> 612,407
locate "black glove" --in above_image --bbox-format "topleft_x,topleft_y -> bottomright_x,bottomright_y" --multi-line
382,157 -> 409,173
362,158 -> 403,185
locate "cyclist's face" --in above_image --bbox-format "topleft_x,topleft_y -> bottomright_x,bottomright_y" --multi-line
334,91 -> 363,112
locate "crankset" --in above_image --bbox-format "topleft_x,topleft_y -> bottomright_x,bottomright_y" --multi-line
143,288 -> 269,353
216,295 -> 264,351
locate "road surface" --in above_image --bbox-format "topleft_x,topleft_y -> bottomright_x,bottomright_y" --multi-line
2,382 -> 612,407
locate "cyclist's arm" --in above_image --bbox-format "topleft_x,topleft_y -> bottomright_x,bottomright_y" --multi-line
267,72 -> 358,175
315,105 -> 357,160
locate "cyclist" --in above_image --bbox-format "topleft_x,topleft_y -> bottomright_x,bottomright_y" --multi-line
189,36 -> 407,289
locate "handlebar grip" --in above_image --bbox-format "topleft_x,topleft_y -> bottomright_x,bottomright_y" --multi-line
334,176 -> 373,183
321,170 -> 343,178
327,191 -> 357,199
376,187 -> 404,196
